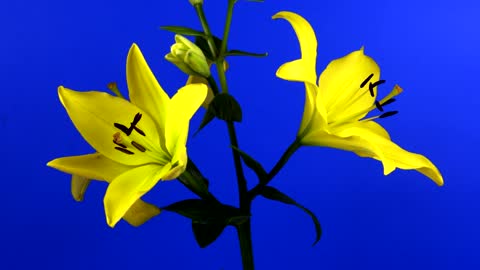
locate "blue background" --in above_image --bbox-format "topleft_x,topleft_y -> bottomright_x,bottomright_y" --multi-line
2,0 -> 479,269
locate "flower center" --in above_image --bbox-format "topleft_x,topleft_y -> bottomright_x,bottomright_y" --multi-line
111,112 -> 170,164
329,74 -> 402,127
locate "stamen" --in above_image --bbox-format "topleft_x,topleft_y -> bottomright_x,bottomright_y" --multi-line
131,141 -> 146,152
115,147 -> 134,155
381,98 -> 396,106
379,85 -> 402,105
375,100 -> 384,112
107,82 -> 125,98
379,111 -> 398,118
133,126 -> 146,136
130,113 -> 146,136
114,123 -> 131,135
113,141 -> 127,148
368,80 -> 386,97
132,113 -> 142,125
360,73 -> 374,88
114,113 -> 146,136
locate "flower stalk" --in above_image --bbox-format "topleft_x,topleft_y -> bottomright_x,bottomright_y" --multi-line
193,4 -> 218,59
248,137 -> 302,200
195,2 -> 254,269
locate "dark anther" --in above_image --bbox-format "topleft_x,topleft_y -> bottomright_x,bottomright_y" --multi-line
131,113 -> 146,136
113,140 -> 127,148
132,113 -> 142,125
114,113 -> 146,136
375,100 -> 384,112
381,98 -> 396,106
131,141 -> 146,152
368,80 -> 386,97
114,123 -> 131,135
115,147 -> 134,155
379,111 -> 398,119
360,73 -> 374,88
133,126 -> 146,136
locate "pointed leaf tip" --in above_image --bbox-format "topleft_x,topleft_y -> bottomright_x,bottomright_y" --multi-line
225,50 -> 268,58
260,186 -> 322,245
192,222 -> 226,248
160,26 -> 205,37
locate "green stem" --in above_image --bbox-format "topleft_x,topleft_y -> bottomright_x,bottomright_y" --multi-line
220,0 -> 235,56
194,4 -> 218,58
194,3 -> 253,269
236,221 -> 254,270
248,137 -> 302,200
227,121 -> 249,209
216,62 -> 228,93
206,76 -> 220,95
218,47 -> 252,270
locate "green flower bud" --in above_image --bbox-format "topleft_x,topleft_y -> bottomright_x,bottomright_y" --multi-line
165,53 -> 198,76
189,0 -> 204,6
174,35 -> 205,58
165,35 -> 210,78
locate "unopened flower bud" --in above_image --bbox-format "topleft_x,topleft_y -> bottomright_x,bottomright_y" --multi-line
165,35 -> 210,78
189,0 -> 204,6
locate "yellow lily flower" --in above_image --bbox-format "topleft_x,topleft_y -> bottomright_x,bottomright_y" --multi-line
47,44 -> 208,227
274,11 -> 443,186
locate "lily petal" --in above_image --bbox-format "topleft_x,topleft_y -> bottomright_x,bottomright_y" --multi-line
104,163 -> 172,227
302,127 -> 394,175
165,83 -> 207,155
319,48 -> 380,123
163,145 -> 188,181
301,81 -> 330,135
186,75 -> 214,108
273,11 -> 317,85
58,87 -> 164,166
71,175 -> 91,202
127,44 -> 170,142
123,199 -> 161,227
335,123 -> 443,185
47,153 -> 131,181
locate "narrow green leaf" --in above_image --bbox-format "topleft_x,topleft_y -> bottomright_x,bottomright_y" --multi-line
163,199 -> 211,222
260,186 -> 322,245
160,26 -> 205,36
192,222 -> 226,248
195,93 -> 242,135
225,49 -> 268,58
163,199 -> 246,224
231,146 -> 268,182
